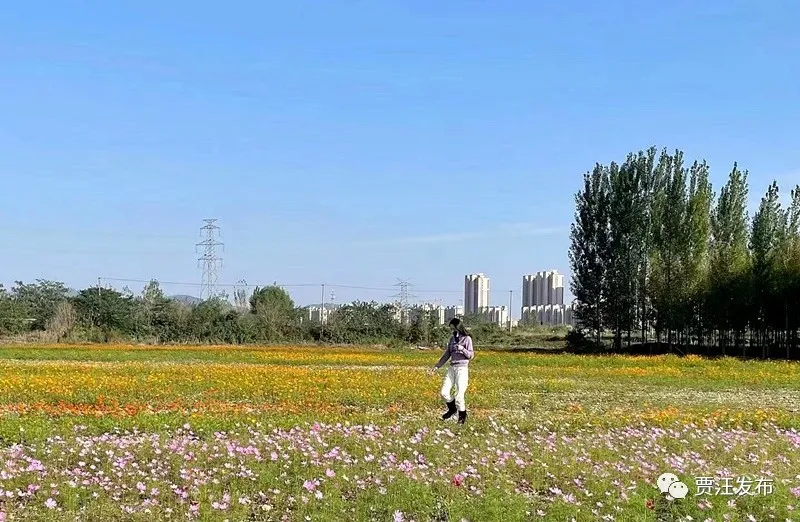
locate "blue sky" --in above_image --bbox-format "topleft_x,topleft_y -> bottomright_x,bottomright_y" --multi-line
1,1 -> 798,308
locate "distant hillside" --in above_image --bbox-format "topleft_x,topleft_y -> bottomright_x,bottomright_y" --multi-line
169,295 -> 203,306
303,303 -> 342,310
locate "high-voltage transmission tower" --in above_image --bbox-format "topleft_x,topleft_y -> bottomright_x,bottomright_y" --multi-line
392,278 -> 416,322
196,219 -> 224,300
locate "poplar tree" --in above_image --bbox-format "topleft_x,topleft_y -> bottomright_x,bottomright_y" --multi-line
708,163 -> 750,353
784,186 -> 800,355
649,150 -> 688,348
750,181 -> 782,356
682,160 -> 713,347
569,164 -> 610,343
634,148 -> 658,345
605,156 -> 643,349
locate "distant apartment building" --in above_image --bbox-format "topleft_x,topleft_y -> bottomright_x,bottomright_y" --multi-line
427,303 -> 446,325
408,302 -> 446,325
522,274 -> 533,310
444,305 -> 464,322
484,305 -> 508,327
565,303 -> 575,328
464,273 -> 490,315
392,305 -> 408,325
549,272 -> 565,305
307,305 -> 331,324
520,302 -> 575,327
522,270 -> 565,307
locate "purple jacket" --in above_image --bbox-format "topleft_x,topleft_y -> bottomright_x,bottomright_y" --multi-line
434,334 -> 474,369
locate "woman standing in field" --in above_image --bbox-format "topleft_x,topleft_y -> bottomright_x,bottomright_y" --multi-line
428,317 -> 474,425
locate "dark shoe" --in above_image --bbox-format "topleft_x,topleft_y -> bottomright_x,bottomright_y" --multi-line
441,400 -> 457,420
457,410 -> 467,425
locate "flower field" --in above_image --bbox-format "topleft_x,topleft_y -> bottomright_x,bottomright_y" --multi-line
0,345 -> 799,521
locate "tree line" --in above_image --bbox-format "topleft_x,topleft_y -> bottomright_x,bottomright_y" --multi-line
569,146 -> 800,358
0,280 -> 532,347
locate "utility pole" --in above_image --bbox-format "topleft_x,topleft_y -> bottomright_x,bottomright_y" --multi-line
508,290 -> 513,332
96,277 -> 102,328
321,283 -> 326,325
196,219 -> 224,301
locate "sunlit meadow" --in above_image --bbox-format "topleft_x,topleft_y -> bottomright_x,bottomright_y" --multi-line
0,344 -> 799,521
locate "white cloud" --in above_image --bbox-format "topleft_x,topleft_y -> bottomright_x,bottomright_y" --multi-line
497,223 -> 564,235
355,223 -> 564,247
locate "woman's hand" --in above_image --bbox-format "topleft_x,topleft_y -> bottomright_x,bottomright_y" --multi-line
427,367 -> 437,376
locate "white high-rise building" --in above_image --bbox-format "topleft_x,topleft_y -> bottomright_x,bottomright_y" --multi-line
484,306 -> 508,327
522,274 -> 534,309
520,303 -> 573,327
548,272 -> 565,305
464,273 -> 490,315
537,271 -> 548,306
308,306 -> 331,324
522,270 -> 565,307
408,303 -> 446,325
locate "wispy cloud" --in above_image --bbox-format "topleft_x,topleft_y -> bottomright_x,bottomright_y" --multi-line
355,223 -> 565,247
358,231 -> 485,247
497,223 -> 564,236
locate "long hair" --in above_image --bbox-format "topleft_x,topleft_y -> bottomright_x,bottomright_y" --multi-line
449,317 -> 470,337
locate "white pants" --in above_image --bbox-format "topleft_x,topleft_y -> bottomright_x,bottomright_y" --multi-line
441,365 -> 469,412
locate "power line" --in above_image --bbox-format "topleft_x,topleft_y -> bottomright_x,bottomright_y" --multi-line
196,219 -> 224,300
102,277 -> 208,287
98,277 -> 461,294
100,277 -> 461,300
